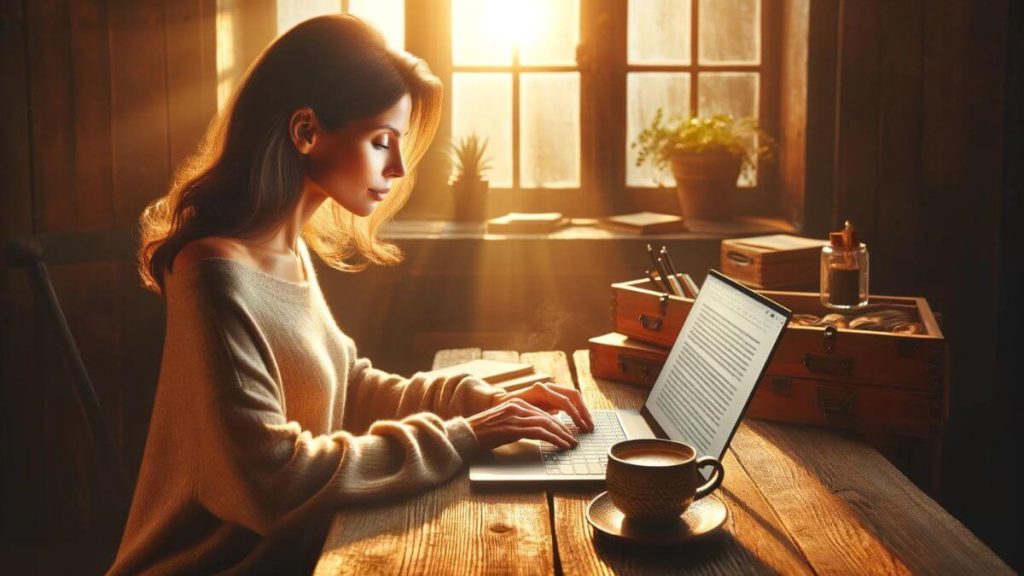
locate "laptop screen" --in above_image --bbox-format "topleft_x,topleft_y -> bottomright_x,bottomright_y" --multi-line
643,270 -> 791,461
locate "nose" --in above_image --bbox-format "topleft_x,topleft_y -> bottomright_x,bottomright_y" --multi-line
385,147 -> 406,179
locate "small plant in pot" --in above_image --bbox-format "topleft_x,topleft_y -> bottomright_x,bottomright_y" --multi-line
632,109 -> 775,220
449,134 -> 492,222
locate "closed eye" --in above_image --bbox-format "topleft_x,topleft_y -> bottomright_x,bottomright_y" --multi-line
373,143 -> 390,150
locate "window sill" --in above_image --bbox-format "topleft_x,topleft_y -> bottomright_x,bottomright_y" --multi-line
381,216 -> 797,241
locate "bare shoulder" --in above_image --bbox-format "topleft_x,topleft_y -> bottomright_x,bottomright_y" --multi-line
173,236 -> 247,271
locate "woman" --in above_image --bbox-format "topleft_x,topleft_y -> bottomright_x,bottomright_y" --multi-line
109,15 -> 593,575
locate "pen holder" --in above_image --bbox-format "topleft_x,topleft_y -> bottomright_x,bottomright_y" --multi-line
610,276 -> 695,349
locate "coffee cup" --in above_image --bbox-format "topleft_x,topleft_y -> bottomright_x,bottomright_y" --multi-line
605,439 -> 724,525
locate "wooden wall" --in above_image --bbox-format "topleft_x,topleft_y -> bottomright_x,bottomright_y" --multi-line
0,0 -> 217,566
814,0 -> 1019,567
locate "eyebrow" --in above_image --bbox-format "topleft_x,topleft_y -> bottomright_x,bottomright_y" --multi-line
374,124 -> 408,137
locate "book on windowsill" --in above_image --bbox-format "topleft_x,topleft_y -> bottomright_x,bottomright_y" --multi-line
421,359 -> 553,392
597,211 -> 689,234
486,212 -> 570,234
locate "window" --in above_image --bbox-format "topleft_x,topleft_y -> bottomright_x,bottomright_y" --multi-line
219,0 -> 775,215
626,0 -> 765,188
450,0 -> 581,190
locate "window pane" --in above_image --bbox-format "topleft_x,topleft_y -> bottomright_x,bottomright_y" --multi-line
627,73 -> 691,187
452,73 -> 513,187
277,0 -> 340,35
698,0 -> 759,64
349,0 -> 404,49
699,72 -> 759,185
521,73 -> 580,188
628,0 -> 691,64
217,3 -> 238,110
519,0 -> 579,66
452,0 -> 514,66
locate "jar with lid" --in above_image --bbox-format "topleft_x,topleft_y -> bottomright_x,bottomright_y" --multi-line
821,221 -> 869,309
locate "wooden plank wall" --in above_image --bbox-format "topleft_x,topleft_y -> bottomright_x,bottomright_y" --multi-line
828,0 -> 1016,567
0,0 -> 218,559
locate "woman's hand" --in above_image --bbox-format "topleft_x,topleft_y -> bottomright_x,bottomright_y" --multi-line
499,381 -> 594,432
466,397 -> 582,451
466,382 -> 595,451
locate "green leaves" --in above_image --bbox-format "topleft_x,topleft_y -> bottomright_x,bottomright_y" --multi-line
449,134 -> 493,183
631,109 -> 776,175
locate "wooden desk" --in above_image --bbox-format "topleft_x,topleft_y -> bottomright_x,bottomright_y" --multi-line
315,349 -> 1011,575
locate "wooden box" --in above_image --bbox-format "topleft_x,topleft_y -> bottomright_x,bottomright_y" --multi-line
588,332 -> 669,388
590,327 -> 945,437
720,234 -> 827,290
605,280 -> 948,491
611,279 -> 947,397
610,276 -> 694,349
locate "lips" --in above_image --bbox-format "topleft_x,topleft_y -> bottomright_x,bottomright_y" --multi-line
369,188 -> 389,201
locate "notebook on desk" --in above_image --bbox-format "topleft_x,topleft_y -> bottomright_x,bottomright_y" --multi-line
469,270 -> 792,486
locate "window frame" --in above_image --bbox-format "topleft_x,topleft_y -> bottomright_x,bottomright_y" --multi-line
395,0 -> 779,217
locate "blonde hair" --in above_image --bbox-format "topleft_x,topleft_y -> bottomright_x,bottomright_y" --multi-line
138,14 -> 443,294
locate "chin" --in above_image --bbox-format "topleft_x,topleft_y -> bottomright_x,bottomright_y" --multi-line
329,196 -> 378,218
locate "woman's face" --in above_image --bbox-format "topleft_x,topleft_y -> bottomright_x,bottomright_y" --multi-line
302,93 -> 412,217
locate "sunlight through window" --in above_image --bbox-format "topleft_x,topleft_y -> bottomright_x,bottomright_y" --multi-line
452,0 -> 580,190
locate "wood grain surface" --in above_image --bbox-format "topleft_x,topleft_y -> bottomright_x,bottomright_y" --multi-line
731,420 -> 1014,575
315,348 -> 556,575
316,348 -> 1012,575
555,350 -> 812,575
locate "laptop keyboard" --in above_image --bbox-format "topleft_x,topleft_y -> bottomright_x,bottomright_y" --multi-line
539,410 -> 627,476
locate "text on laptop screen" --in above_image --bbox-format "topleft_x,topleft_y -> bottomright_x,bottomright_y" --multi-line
644,273 -> 789,459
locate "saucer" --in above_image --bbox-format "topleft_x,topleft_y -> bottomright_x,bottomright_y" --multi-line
586,491 -> 727,545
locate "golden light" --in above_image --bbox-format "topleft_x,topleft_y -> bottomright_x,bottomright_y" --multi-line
484,0 -> 545,51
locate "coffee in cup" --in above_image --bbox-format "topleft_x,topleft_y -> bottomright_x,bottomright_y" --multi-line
605,439 -> 724,525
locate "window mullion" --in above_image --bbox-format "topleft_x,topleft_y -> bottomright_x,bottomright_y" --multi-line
581,0 -> 626,214
403,0 -> 452,217
691,0 -> 699,116
512,48 -> 520,192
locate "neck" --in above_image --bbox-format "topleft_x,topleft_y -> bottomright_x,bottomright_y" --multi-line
248,188 -> 328,255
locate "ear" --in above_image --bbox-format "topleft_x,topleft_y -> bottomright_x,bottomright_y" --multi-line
289,107 -> 319,155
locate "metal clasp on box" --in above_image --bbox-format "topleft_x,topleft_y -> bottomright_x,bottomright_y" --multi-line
639,294 -> 670,332
801,325 -> 854,377
617,354 -> 662,383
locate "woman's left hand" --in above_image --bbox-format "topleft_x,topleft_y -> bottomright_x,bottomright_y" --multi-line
493,381 -> 595,432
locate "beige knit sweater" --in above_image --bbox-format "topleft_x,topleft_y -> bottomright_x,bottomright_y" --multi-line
108,241 -> 504,575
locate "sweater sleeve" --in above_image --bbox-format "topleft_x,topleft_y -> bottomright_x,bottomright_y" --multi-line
185,274 -> 481,536
343,344 -> 507,434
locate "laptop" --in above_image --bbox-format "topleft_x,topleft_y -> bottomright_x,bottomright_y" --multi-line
469,269 -> 792,486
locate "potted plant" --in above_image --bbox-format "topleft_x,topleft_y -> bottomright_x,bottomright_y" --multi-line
449,134 -> 492,222
632,109 -> 775,219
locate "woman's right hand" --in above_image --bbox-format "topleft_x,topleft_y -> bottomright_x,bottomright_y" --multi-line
465,398 -> 580,451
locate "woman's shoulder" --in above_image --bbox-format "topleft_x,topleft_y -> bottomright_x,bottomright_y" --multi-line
168,236 -> 312,296
173,236 -> 248,271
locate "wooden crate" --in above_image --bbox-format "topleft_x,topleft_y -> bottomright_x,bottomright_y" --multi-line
720,234 -> 826,290
588,332 -> 668,388
603,282 -> 949,493
610,276 -> 694,349
612,280 -> 947,394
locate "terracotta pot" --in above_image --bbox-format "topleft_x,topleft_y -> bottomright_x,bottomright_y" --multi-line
451,178 -> 489,221
669,151 -> 743,220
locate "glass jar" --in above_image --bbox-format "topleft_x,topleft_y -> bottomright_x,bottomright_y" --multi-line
820,243 -> 869,309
